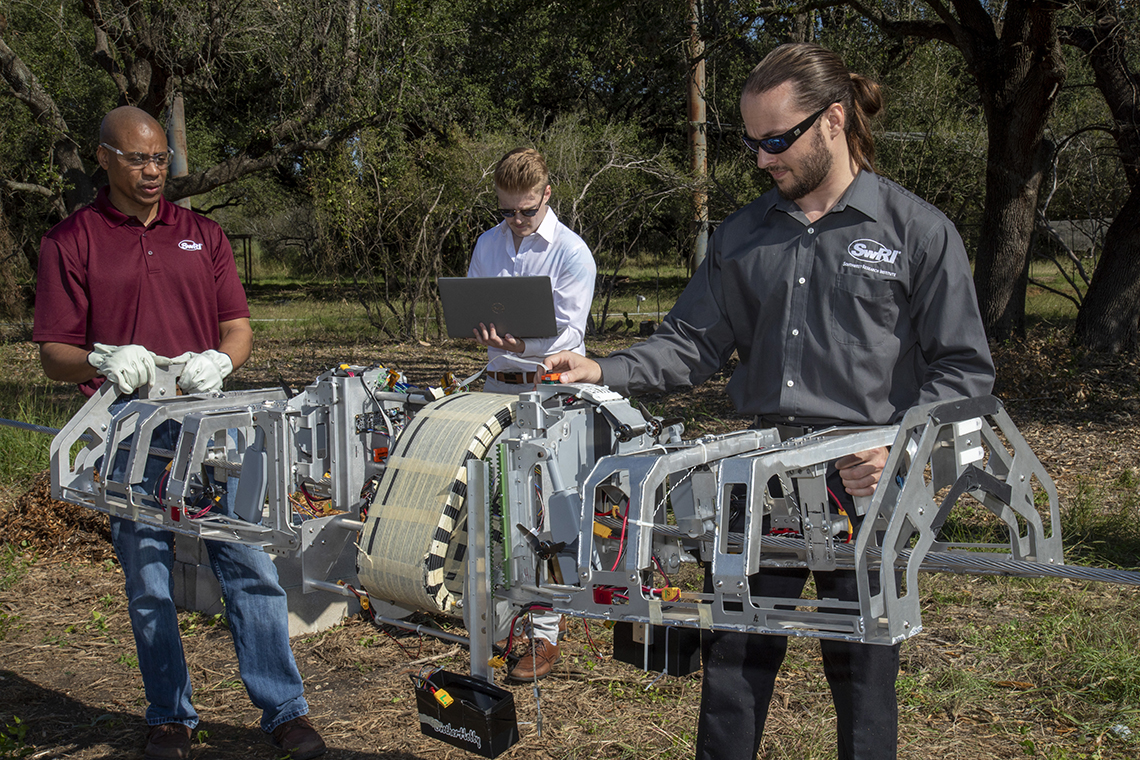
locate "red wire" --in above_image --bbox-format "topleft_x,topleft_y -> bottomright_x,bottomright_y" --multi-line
825,486 -> 854,543
608,498 -> 631,572
580,619 -> 605,661
652,554 -> 671,586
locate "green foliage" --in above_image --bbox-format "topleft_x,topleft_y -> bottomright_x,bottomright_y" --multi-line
0,610 -> 19,642
179,611 -> 227,635
0,544 -> 32,593
1062,475 -> 1140,569
0,715 -> 33,759
0,384 -> 83,487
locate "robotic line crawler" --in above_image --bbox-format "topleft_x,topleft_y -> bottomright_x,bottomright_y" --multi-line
49,364 -> 1140,753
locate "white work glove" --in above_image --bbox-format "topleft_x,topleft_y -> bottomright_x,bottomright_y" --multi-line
169,349 -> 233,394
86,343 -> 160,395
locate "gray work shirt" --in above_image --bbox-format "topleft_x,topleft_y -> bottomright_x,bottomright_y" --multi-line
597,170 -> 995,427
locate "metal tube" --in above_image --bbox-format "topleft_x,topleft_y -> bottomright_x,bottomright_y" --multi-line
304,579 -> 476,647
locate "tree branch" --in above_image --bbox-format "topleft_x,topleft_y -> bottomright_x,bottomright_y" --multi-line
2,179 -> 54,197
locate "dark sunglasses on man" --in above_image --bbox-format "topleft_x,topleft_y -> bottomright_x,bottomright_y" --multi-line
742,102 -> 835,155
499,205 -> 542,219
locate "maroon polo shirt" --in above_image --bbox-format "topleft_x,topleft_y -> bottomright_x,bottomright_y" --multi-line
33,187 -> 250,396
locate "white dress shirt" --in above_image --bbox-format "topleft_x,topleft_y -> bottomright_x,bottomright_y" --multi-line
467,208 -> 596,374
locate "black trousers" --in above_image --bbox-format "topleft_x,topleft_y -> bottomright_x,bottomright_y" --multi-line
695,471 -> 900,760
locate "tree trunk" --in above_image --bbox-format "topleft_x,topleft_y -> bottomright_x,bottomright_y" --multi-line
1074,185 -> 1140,353
965,1 -> 1066,341
972,132 -> 1054,339
1067,1 -> 1140,354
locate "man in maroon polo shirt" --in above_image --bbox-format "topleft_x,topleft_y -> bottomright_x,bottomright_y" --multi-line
32,106 -> 325,760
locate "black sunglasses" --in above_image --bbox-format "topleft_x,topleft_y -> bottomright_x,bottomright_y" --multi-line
742,103 -> 834,155
499,205 -> 542,219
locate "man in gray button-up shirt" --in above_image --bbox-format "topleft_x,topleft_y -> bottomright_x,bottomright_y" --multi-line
547,43 -> 994,760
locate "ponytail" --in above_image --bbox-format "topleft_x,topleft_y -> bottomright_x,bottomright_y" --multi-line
743,44 -> 882,172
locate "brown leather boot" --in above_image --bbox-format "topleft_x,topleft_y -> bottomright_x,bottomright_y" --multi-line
507,638 -> 561,681
144,723 -> 191,760
270,715 -> 327,759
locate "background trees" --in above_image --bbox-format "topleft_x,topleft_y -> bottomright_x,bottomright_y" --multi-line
1,0 -> 1137,351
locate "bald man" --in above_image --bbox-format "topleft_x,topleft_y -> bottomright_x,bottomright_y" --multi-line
33,107 -> 326,760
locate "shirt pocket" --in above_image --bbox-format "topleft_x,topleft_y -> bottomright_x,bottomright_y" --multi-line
830,273 -> 899,347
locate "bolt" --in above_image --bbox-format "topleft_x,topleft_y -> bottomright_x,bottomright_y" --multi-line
715,580 -> 723,588
629,574 -> 639,583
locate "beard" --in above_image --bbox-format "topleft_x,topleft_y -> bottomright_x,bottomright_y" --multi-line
774,126 -> 832,201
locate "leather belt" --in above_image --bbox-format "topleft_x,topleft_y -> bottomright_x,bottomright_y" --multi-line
488,371 -> 541,385
755,418 -> 818,441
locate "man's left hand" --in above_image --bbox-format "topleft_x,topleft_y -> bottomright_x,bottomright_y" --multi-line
835,446 -> 889,497
169,350 -> 233,393
473,322 -> 526,354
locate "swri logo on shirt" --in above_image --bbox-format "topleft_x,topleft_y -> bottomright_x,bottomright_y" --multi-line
847,239 -> 901,264
178,240 -> 204,251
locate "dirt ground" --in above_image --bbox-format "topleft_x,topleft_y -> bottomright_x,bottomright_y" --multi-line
2,332 -> 1139,759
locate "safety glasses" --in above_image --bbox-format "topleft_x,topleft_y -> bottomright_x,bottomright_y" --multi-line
742,103 -> 834,155
100,143 -> 175,169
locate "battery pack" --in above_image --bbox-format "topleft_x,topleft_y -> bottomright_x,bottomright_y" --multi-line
414,670 -> 519,758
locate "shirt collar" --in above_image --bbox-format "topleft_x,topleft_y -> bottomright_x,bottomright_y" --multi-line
760,169 -> 880,224
498,206 -> 559,248
830,169 -> 879,221
532,206 -> 559,244
93,185 -> 175,228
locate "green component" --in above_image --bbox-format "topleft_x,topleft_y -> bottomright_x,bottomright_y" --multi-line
497,443 -> 511,582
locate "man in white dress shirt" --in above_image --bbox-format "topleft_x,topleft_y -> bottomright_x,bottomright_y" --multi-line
467,147 -> 596,680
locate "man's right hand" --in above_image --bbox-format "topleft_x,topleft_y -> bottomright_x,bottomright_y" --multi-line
544,350 -> 603,384
86,343 -> 161,394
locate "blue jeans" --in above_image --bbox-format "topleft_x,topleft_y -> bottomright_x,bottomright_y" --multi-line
108,414 -> 308,732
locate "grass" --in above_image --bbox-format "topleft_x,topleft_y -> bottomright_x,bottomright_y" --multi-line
0,388 -> 83,487
0,544 -> 32,593
235,263 -> 693,345
1062,475 -> 1140,569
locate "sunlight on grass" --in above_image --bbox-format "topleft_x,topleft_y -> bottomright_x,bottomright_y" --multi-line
0,384 -> 83,488
241,263 -> 693,344
1027,259 -> 1081,326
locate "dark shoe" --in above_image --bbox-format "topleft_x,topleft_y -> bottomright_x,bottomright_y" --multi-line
271,715 -> 327,760
508,639 -> 561,681
557,616 -> 569,641
144,723 -> 191,760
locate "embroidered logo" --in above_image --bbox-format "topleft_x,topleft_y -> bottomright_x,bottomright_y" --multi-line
847,239 -> 901,265
178,240 -> 204,251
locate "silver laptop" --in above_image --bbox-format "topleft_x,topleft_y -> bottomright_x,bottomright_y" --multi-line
438,276 -> 558,339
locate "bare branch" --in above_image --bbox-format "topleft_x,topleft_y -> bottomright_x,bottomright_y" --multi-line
2,179 -> 55,198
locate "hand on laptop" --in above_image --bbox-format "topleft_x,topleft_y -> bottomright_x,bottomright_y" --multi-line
474,322 -> 526,354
